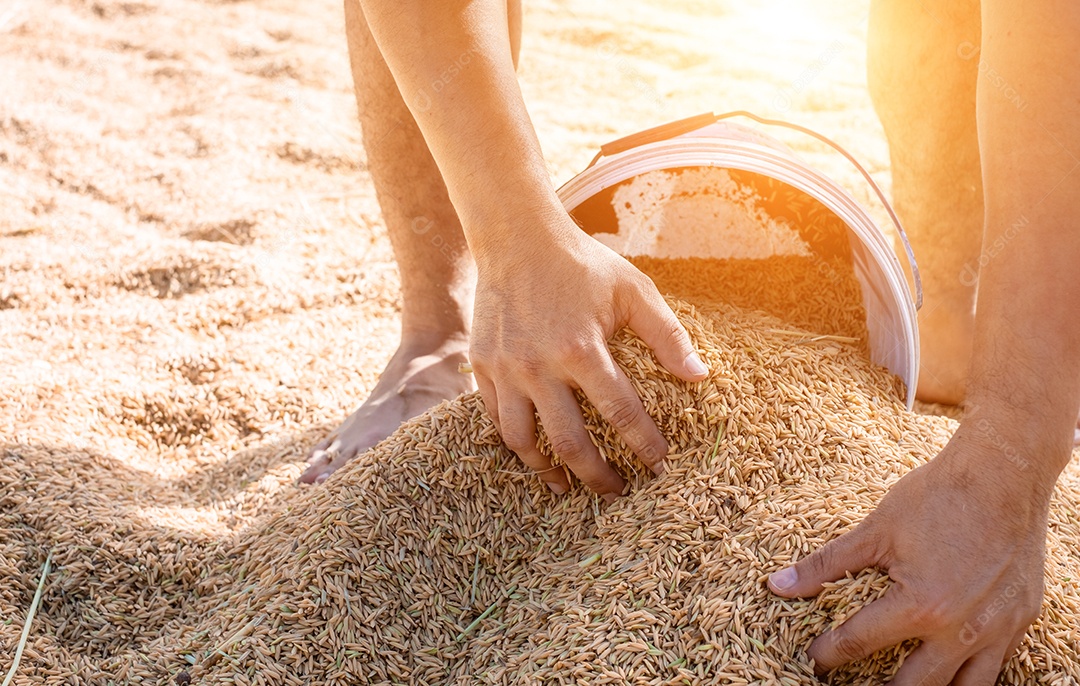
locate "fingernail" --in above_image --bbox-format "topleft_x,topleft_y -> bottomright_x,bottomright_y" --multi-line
602,492 -> 619,504
769,567 -> 798,592
315,473 -> 329,485
685,352 -> 708,377
651,459 -> 667,476
546,481 -> 567,495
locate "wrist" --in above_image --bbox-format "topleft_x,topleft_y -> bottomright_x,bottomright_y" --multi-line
949,405 -> 1071,497
466,196 -> 580,275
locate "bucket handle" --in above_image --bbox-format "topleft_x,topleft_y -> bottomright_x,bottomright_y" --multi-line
587,110 -> 923,310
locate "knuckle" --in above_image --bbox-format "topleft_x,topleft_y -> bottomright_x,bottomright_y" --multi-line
828,630 -> 871,663
907,592 -> 952,632
555,336 -> 597,369
598,393 -> 644,431
1022,604 -> 1041,627
548,431 -> 591,462
628,270 -> 659,296
622,274 -> 656,311
500,424 -> 535,454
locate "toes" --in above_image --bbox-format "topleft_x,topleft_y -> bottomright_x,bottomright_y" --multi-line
298,461 -> 328,484
298,444 -> 358,485
307,437 -> 341,464
298,350 -> 473,486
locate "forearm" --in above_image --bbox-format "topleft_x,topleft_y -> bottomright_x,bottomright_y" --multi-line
357,0 -> 567,260
963,0 -> 1080,484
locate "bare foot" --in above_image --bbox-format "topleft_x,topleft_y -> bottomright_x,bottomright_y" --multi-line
915,294 -> 976,406
300,336 -> 475,484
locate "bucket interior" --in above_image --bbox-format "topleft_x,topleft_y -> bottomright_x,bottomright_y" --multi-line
565,164 -> 915,406
570,166 -> 853,262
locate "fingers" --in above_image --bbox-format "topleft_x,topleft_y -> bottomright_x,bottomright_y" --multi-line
889,645 -> 964,686
573,346 -> 669,476
478,352 -> 628,497
1003,628 -> 1027,667
803,589 -> 1019,684
497,389 -> 569,495
533,384 -> 625,500
953,646 -> 1012,686
768,519 -> 883,598
876,613 -> 1022,686
309,434 -> 334,455
806,593 -> 914,675
475,374 -> 500,428
299,438 -> 358,484
479,342 -> 647,498
625,283 -> 709,382
479,371 -> 571,494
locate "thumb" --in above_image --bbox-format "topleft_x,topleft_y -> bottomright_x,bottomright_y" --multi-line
627,288 -> 708,382
768,521 -> 883,598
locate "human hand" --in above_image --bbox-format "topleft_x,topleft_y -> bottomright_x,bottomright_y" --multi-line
768,427 -> 1057,684
469,214 -> 709,499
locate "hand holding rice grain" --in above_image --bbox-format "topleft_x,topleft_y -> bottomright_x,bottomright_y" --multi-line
468,224 -> 710,501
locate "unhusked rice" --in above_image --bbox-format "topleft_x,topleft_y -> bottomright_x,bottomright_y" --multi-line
1,258 -> 1078,685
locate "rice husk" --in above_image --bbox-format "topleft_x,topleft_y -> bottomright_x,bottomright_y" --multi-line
2,255 -> 1079,685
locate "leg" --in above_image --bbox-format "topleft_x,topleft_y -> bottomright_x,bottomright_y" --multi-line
868,0 -> 983,406
301,0 -> 522,483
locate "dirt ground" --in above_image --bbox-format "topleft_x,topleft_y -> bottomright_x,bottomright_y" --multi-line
0,0 -> 922,679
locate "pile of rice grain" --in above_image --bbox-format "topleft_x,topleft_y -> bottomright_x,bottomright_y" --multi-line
2,264 -> 1079,685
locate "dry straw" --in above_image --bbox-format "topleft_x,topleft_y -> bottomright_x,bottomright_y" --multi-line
1,552 -> 51,686
1,255 -> 1078,685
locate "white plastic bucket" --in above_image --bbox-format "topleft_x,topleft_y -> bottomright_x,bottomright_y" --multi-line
557,112 -> 922,409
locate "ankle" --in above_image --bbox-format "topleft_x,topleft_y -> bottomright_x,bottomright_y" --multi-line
398,327 -> 470,357
399,292 -> 472,344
